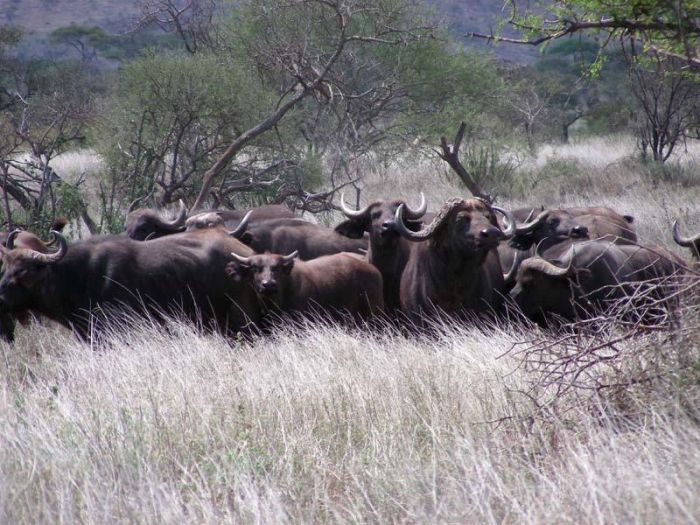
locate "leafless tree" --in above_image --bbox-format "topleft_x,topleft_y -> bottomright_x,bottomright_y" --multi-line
626,48 -> 700,163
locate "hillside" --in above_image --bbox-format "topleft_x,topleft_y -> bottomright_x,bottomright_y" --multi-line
0,0 -> 538,63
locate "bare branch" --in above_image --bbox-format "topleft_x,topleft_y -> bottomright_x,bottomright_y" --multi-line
436,122 -> 492,203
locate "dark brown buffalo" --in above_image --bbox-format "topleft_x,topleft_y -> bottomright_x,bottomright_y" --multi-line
337,193 -> 428,313
185,205 -> 297,232
672,220 -> 700,260
0,228 -> 261,340
124,200 -> 189,240
394,198 -> 515,321
509,206 -> 636,251
125,201 -> 295,240
510,240 -> 684,326
226,250 -> 384,322
238,218 -> 368,260
0,218 -> 69,343
499,205 -> 637,283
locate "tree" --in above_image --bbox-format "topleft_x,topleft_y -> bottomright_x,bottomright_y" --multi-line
0,27 -> 101,232
103,0 -> 504,215
469,0 -> 700,69
469,1 -> 700,162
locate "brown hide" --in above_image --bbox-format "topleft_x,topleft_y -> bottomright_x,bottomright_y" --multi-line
226,251 -> 384,322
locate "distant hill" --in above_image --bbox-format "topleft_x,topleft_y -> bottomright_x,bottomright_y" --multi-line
0,0 -> 538,64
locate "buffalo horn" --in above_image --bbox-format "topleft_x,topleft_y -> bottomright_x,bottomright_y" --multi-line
523,256 -> 573,278
159,199 -> 188,230
339,193 -> 371,219
403,192 -> 427,219
230,252 -> 251,265
492,206 -> 515,238
282,250 -> 299,262
126,196 -> 143,213
672,220 -> 700,247
514,209 -> 549,234
502,250 -> 526,290
28,231 -> 67,264
227,210 -> 254,239
394,198 -> 463,242
6,229 -> 21,250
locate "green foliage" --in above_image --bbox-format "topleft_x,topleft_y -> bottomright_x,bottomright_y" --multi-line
97,0 -> 513,209
50,24 -> 176,61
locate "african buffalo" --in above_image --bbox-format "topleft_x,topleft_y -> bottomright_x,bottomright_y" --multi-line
237,218 -> 368,260
509,206 -> 636,251
226,250 -> 384,322
498,205 -> 637,284
394,198 -> 515,321
338,193 -> 428,313
0,228 -> 261,340
510,240 -> 684,326
0,219 -> 69,343
125,200 -> 295,240
185,205 -> 297,232
672,220 -> 700,260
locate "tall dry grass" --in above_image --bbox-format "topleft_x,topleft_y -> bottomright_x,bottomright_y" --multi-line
1,318 -> 699,524
1,134 -> 699,523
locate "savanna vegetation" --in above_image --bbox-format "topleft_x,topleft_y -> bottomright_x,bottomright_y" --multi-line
0,0 -> 699,523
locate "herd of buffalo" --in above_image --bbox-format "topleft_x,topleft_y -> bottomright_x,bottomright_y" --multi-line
0,194 -> 697,342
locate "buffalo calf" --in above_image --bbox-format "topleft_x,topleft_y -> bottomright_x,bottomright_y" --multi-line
226,251 -> 384,322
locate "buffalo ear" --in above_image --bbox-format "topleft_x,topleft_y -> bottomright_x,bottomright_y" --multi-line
224,261 -> 250,282
334,219 -> 366,239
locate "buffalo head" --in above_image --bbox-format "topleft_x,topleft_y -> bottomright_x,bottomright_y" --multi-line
510,251 -> 593,324
394,197 -> 514,254
336,193 -> 427,242
226,251 -> 298,301
185,210 -> 253,239
509,209 -> 589,250
0,231 -> 68,312
125,200 -> 188,240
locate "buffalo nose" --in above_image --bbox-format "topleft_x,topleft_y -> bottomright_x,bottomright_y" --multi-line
261,280 -> 277,292
570,225 -> 589,238
479,227 -> 502,241
381,221 -> 393,231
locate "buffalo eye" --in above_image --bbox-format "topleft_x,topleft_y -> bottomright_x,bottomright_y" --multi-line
371,210 -> 381,220
547,218 -> 559,227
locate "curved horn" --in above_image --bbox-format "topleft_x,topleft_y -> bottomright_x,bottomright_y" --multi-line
514,209 -> 549,235
6,229 -> 21,250
127,196 -> 143,213
523,256 -> 573,278
282,250 -> 299,262
672,220 -> 700,247
394,198 -> 463,243
394,204 -> 433,242
403,192 -> 427,220
27,231 -> 68,264
227,210 -> 254,239
492,206 -> 515,238
230,251 -> 252,265
339,193 -> 371,219
503,250 -> 527,290
160,199 -> 187,230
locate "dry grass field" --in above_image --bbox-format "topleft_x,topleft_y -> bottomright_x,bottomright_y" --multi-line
2,135 -> 700,523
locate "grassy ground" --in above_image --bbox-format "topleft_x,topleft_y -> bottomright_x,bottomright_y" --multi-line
3,135 -> 699,523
